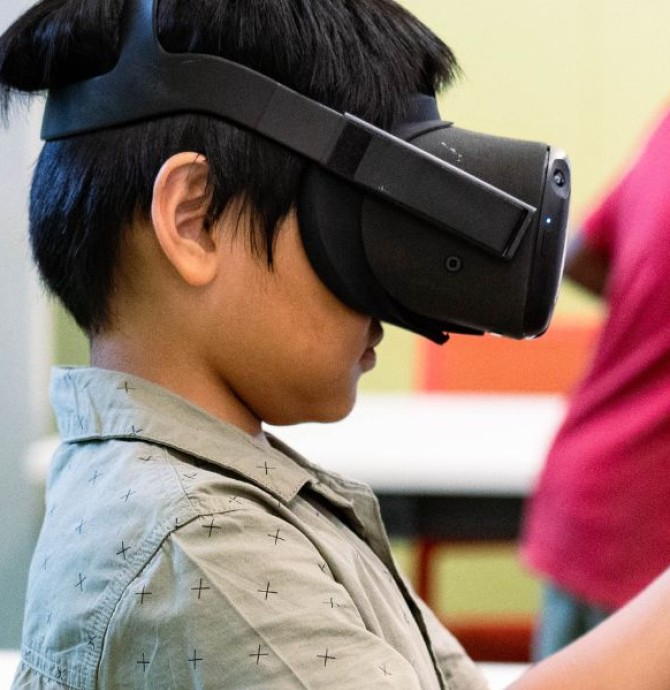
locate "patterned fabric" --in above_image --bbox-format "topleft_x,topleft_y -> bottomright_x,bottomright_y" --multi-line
13,367 -> 489,690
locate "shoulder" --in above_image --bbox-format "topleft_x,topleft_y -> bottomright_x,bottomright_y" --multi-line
20,436 -> 289,689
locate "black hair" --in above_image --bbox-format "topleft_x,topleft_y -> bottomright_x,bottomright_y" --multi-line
0,0 -> 459,333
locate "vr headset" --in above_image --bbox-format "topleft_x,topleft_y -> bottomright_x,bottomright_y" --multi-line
41,0 -> 570,343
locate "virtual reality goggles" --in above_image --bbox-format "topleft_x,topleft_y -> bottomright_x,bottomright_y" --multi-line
41,0 -> 570,344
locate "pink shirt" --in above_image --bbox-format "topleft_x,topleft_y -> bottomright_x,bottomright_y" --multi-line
521,107 -> 670,609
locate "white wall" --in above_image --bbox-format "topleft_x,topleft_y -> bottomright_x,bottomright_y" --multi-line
0,0 -> 52,648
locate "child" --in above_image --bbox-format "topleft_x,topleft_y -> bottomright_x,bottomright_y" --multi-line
4,1 -> 670,689
1,0 -> 485,688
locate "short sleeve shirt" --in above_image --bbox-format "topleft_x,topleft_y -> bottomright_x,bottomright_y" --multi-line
12,367 -> 489,690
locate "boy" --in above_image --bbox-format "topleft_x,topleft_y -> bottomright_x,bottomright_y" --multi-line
5,1 -> 670,689
1,0 -> 485,687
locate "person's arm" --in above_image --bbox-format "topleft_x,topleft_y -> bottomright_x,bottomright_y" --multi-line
97,504 -> 430,689
509,569 -> 670,690
563,232 -> 610,297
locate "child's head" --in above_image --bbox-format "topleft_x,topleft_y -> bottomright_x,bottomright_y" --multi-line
0,0 -> 458,427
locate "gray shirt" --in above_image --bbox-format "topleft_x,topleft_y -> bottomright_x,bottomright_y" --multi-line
12,367 -> 489,690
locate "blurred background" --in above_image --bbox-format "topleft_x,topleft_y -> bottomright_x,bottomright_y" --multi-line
2,0 -> 670,659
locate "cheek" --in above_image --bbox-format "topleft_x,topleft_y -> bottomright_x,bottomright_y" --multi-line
287,302 -> 369,370
227,221 -> 371,422
266,266 -> 366,361
251,310 -> 370,425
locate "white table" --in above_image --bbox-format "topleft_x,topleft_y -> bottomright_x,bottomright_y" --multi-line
0,652 -> 18,690
266,392 -> 565,495
479,662 -> 528,689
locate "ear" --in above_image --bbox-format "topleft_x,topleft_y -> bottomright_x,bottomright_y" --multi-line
151,152 -> 218,286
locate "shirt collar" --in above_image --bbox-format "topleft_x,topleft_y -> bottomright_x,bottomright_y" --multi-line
50,366 -> 316,503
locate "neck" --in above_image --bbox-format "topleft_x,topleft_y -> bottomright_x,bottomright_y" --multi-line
90,333 -> 265,440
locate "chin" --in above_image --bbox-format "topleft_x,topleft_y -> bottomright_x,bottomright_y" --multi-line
264,387 -> 358,426
311,400 -> 356,424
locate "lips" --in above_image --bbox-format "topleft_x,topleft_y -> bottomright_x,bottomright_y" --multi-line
359,321 -> 384,371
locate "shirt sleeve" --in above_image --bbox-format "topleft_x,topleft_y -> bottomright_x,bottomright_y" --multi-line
581,174 -> 626,257
414,598 -> 491,690
98,502 -> 430,689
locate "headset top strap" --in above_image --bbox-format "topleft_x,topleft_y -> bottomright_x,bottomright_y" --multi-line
42,0 -> 535,258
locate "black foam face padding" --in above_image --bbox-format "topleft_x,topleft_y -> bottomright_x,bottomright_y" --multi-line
297,167 -> 414,329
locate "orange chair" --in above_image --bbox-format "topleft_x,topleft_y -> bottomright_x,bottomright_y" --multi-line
419,318 -> 600,395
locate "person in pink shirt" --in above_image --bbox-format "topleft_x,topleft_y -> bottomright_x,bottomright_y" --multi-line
521,104 -> 670,659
